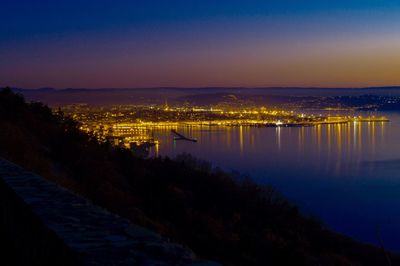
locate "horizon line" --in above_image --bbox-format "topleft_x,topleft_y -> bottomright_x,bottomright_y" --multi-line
7,85 -> 400,91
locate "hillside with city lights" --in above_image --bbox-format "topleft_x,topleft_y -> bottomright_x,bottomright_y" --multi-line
3,1 -> 400,265
1,88 -> 400,265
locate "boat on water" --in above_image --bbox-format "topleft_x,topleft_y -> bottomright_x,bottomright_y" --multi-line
171,129 -> 198,142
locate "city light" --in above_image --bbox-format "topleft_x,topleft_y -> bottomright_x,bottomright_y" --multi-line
62,104 -> 389,150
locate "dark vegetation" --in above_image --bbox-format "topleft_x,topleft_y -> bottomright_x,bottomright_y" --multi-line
0,231 -> 17,266
1,88 -> 399,266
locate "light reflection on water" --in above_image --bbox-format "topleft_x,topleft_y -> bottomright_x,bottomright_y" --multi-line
148,114 -> 400,250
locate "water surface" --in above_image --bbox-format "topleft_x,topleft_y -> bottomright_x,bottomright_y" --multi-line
149,112 -> 400,250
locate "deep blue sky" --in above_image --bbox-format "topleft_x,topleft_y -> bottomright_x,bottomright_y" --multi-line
1,1 -> 400,88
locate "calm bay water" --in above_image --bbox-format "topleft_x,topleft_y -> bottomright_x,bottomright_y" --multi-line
149,112 -> 400,250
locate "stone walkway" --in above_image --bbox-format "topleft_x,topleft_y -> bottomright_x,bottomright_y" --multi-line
0,159 -> 219,266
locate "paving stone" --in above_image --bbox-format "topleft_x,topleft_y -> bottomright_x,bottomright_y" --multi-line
0,159 -> 221,266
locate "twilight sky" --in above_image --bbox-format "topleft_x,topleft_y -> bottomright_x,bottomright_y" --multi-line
1,0 -> 400,88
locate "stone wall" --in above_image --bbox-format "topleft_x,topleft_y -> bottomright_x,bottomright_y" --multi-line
0,159 -> 219,266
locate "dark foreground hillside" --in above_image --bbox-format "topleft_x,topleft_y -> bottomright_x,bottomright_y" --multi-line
0,88 -> 398,266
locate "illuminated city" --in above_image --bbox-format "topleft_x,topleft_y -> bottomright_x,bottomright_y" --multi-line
62,103 -> 389,153
3,1 -> 400,265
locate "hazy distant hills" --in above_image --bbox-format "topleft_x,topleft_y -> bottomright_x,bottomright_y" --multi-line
176,93 -> 320,108
10,86 -> 400,107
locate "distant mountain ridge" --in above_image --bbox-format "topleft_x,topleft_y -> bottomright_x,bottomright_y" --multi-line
11,86 -> 400,92
10,86 -> 400,108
